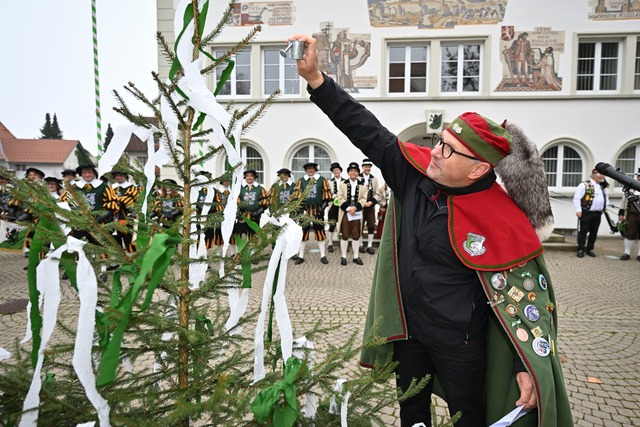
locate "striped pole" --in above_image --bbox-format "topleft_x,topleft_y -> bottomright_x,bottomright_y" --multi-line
92,0 -> 103,158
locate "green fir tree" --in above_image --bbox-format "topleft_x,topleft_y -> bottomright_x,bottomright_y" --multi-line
38,113 -> 53,138
104,123 -> 114,150
50,114 -> 63,139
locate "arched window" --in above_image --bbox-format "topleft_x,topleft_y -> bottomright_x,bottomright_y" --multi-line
541,144 -> 583,188
614,144 -> 640,187
244,146 -> 265,184
291,144 -> 332,179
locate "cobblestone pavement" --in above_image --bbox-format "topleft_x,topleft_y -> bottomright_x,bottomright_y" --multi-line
1,235 -> 639,426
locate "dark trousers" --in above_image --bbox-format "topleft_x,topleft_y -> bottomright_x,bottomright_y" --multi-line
577,210 -> 602,251
393,338 -> 486,427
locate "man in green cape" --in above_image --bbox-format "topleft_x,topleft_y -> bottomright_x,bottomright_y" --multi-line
291,34 -> 572,427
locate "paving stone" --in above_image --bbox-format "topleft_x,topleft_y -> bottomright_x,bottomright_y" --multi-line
1,235 -> 639,425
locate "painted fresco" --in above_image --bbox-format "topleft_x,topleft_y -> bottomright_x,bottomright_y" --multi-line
495,27 -> 565,92
313,23 -> 377,93
368,0 -> 508,29
589,0 -> 640,20
230,2 -> 294,26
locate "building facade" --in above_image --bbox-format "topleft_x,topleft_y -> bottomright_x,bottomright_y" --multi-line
156,0 -> 640,233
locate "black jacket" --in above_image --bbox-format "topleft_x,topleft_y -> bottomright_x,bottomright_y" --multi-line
309,75 -> 490,346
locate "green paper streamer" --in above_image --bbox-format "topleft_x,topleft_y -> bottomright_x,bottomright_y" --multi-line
250,357 -> 302,427
97,233 -> 180,387
234,234 -> 253,289
213,59 -> 235,96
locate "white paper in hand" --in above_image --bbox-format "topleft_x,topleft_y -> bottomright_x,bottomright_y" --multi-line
489,404 -> 531,426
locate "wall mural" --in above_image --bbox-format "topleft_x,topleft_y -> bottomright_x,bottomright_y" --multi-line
313,22 -> 377,93
495,27 -> 565,92
368,0 -> 508,29
229,1 -> 295,26
589,0 -> 640,20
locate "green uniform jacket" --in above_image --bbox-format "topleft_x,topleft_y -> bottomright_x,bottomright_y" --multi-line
361,194 -> 573,427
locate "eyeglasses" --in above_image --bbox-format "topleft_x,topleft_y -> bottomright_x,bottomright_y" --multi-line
431,134 -> 481,161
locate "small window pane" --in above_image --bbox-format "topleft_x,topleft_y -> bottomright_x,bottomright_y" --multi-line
389,79 -> 404,93
246,146 -> 265,184
389,47 -> 405,62
411,46 -> 427,61
410,78 -> 426,92
389,63 -> 405,78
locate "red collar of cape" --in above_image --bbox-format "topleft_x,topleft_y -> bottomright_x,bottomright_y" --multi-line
398,140 -> 543,271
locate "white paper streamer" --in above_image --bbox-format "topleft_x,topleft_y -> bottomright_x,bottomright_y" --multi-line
253,216 -> 302,383
170,1 -> 245,331
328,378 -> 351,427
189,173 -> 214,290
0,347 -> 10,361
19,238 -> 110,427
293,337 -> 317,419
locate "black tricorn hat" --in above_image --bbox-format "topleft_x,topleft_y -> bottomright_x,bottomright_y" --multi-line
330,162 -> 342,172
244,169 -> 257,177
303,162 -> 318,170
44,176 -> 62,187
61,169 -> 77,177
76,164 -> 98,176
276,168 -> 292,176
25,167 -> 45,179
347,162 -> 360,173
162,178 -> 178,186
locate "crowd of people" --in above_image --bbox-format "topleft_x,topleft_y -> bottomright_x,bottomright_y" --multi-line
0,158 -> 390,268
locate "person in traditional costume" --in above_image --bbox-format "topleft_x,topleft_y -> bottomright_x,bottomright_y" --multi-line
293,162 -> 332,265
325,162 -> 345,253
234,170 -> 268,239
618,168 -> 640,261
110,168 -> 141,253
337,162 -> 367,266
358,158 -> 383,255
72,164 -> 120,244
269,168 -> 298,213
572,169 -> 608,258
291,34 -> 572,427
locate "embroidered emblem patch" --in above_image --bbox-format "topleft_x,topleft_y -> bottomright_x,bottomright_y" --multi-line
452,123 -> 463,134
463,232 -> 486,256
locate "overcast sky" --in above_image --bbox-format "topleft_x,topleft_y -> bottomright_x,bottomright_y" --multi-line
0,1 -> 158,155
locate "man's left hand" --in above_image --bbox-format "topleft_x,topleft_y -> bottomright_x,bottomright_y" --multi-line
515,372 -> 537,410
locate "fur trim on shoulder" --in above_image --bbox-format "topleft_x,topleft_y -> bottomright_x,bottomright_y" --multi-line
495,122 -> 554,242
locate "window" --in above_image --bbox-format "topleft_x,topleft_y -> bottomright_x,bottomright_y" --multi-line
244,146 -> 265,184
388,45 -> 428,94
541,145 -> 582,187
291,144 -> 332,180
440,43 -> 481,94
635,40 -> 640,91
576,40 -> 621,92
263,49 -> 299,96
15,164 -> 26,171
213,49 -> 251,96
136,156 -> 148,166
614,144 -> 640,188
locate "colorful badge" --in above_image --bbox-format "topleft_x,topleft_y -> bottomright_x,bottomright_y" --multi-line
522,278 -> 535,291
538,274 -> 548,291
507,286 -> 525,304
488,292 -> 505,307
524,304 -> 540,322
527,292 -> 536,302
532,337 -> 551,357
516,328 -> 529,342
546,300 -> 555,313
531,326 -> 544,339
491,273 -> 507,291
505,304 -> 518,317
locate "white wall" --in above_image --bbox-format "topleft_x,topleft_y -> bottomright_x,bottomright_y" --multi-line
157,0 -> 640,232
